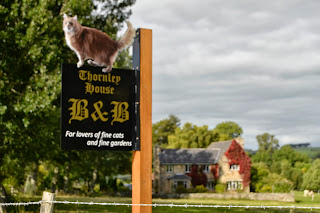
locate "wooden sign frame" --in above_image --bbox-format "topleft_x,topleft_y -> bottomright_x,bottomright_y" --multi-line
132,28 -> 152,213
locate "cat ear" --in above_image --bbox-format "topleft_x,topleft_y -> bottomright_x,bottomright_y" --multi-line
63,14 -> 68,19
73,15 -> 78,21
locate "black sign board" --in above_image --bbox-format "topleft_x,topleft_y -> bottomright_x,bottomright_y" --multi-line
61,64 -> 140,150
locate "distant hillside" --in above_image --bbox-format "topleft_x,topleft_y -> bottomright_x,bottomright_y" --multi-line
293,147 -> 320,159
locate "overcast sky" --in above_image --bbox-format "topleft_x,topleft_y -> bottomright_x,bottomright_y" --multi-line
128,0 -> 320,150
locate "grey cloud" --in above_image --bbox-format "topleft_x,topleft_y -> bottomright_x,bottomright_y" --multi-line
131,0 -> 320,150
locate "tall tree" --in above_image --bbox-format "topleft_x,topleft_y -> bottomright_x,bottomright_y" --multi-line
214,121 -> 243,140
167,123 -> 219,148
252,133 -> 279,164
272,145 -> 310,166
0,0 -> 136,197
152,114 -> 181,146
301,159 -> 320,191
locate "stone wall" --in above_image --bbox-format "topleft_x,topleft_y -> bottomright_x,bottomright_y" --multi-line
179,192 -> 295,202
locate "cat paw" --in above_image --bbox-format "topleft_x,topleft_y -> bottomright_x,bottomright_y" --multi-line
102,67 -> 112,73
77,62 -> 83,68
87,59 -> 93,65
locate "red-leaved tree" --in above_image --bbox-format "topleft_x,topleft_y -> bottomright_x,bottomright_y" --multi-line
224,140 -> 251,188
210,164 -> 219,181
189,165 -> 208,187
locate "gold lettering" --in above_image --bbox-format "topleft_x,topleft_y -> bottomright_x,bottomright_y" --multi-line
78,70 -> 87,81
68,98 -> 89,123
91,101 -> 109,122
85,82 -> 94,95
87,71 -> 92,82
116,76 -> 121,85
110,101 -> 129,125
78,70 -> 121,90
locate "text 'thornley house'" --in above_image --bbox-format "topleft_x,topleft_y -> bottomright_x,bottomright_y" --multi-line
153,138 -> 251,194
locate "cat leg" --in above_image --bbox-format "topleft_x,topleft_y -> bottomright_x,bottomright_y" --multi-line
76,52 -> 85,68
101,52 -> 117,72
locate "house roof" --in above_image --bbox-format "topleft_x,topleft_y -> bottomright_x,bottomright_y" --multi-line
207,140 -> 233,160
159,139 -> 240,165
159,148 -> 219,164
167,173 -> 191,180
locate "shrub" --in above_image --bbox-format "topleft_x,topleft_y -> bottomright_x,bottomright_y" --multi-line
193,185 -> 208,193
273,181 -> 293,193
175,186 -> 188,194
215,184 -> 225,193
259,185 -> 272,193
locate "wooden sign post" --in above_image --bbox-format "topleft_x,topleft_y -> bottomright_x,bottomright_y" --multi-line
132,28 -> 152,212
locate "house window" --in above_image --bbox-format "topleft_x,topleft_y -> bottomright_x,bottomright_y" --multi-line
166,165 -> 174,173
203,165 -> 210,173
230,164 -> 240,171
207,181 -> 215,190
185,165 -> 191,173
227,181 -> 243,190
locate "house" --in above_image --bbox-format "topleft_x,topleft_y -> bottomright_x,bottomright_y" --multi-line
153,138 -> 251,194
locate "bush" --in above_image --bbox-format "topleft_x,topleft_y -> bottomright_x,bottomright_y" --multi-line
259,185 -> 272,193
215,184 -> 225,193
175,186 -> 188,194
193,185 -> 208,193
273,181 -> 293,193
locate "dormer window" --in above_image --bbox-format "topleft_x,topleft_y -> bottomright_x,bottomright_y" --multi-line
230,164 -> 239,171
203,165 -> 210,173
185,165 -> 191,173
166,165 -> 174,173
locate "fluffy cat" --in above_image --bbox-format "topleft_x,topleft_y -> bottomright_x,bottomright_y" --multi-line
63,14 -> 135,72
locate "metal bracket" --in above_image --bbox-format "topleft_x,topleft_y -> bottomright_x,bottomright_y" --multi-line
132,29 -> 141,151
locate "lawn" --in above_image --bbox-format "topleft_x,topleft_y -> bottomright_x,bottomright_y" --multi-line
6,191 -> 320,213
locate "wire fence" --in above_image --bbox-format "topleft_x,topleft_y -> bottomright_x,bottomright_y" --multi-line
1,200 -> 320,211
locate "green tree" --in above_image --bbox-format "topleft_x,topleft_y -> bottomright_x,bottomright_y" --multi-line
301,159 -> 320,191
214,121 -> 243,140
272,145 -> 310,166
152,114 -> 180,146
0,0 -> 136,198
250,163 -> 293,193
167,123 -> 219,148
252,133 -> 279,164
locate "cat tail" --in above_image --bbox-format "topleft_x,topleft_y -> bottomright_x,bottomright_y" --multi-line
117,21 -> 136,51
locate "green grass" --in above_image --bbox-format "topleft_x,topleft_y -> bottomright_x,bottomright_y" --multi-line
7,191 -> 320,213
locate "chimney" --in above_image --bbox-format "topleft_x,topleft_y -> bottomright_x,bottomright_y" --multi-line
235,137 -> 244,148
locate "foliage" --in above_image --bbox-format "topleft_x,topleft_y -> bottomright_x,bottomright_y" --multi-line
167,123 -> 219,148
251,139 -> 314,191
292,147 -> 320,160
152,114 -> 180,146
0,0 -> 136,198
252,133 -> 279,164
189,165 -> 208,188
214,121 -> 243,140
157,118 -> 243,149
192,185 -> 209,193
301,159 -> 320,191
175,185 -> 188,194
210,164 -> 219,180
273,181 -> 293,193
225,140 -> 251,188
251,163 -> 294,193
272,145 -> 310,166
215,184 -> 226,193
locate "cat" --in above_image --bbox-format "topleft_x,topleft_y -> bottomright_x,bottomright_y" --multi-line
63,14 -> 135,72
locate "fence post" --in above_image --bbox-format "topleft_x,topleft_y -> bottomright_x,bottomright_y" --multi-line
40,191 -> 55,213
132,28 -> 152,213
